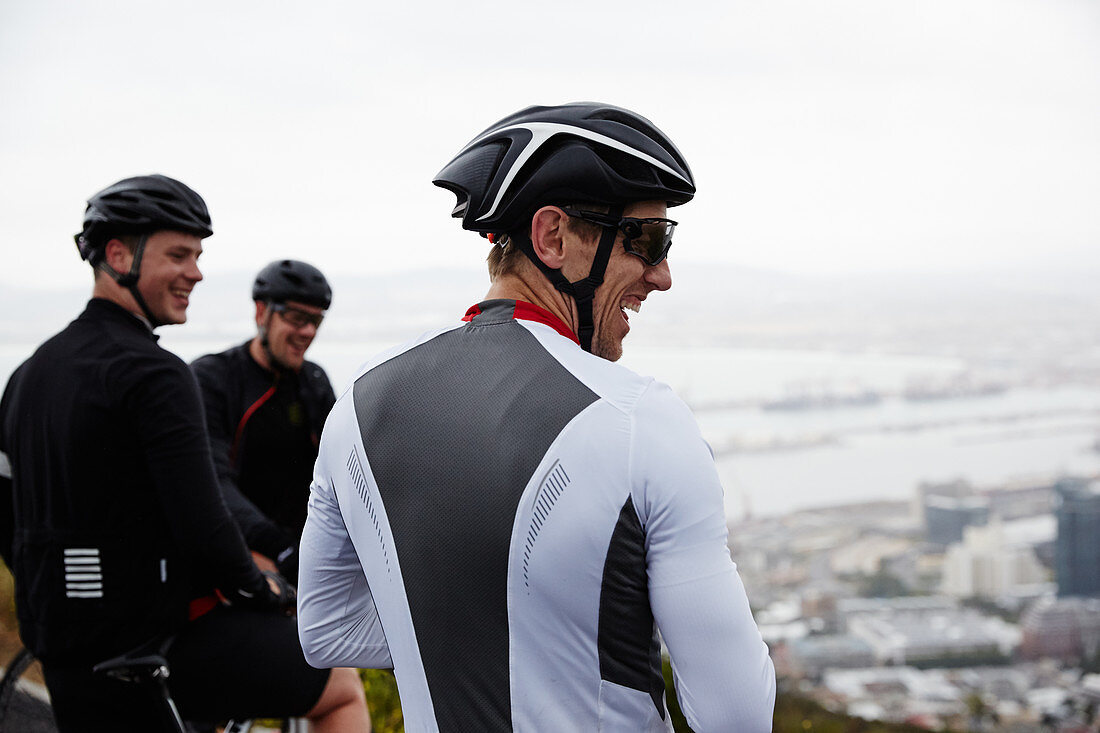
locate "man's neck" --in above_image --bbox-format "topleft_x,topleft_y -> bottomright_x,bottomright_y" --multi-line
484,274 -> 579,338
249,336 -> 273,371
91,279 -> 152,330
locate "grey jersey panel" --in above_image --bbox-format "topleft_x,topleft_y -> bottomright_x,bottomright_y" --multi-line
352,300 -> 598,733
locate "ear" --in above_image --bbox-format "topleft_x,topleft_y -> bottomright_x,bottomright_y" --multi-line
529,206 -> 568,269
254,300 -> 268,327
103,239 -> 134,275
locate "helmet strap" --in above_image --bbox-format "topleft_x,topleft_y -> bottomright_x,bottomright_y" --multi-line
96,234 -> 162,328
516,204 -> 623,353
258,304 -> 292,374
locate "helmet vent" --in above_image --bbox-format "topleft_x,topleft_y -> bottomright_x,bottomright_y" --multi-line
586,109 -> 662,144
444,141 -> 508,202
586,109 -> 690,173
597,147 -> 658,185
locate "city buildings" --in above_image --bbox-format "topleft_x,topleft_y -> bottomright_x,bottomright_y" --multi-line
925,493 -> 991,546
733,475 -> 1100,729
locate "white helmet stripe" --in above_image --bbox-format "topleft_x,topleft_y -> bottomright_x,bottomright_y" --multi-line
464,122 -> 691,223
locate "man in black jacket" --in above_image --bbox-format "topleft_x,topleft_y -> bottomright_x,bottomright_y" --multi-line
191,260 -> 336,583
0,176 -> 368,731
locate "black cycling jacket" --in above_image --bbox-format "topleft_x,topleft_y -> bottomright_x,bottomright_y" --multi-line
190,342 -> 335,577
0,299 -> 272,664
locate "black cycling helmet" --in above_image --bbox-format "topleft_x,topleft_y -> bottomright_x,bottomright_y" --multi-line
75,174 -> 213,264
252,260 -> 333,310
74,174 -> 212,328
433,101 -> 695,236
433,102 -> 695,355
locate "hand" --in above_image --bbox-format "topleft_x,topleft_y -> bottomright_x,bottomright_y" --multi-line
261,569 -> 297,614
275,545 -> 299,585
228,570 -> 296,614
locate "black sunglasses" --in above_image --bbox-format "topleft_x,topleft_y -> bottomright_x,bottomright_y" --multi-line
271,303 -> 325,329
560,207 -> 677,266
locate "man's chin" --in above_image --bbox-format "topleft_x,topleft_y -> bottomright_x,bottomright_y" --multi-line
592,338 -> 624,362
156,310 -> 187,326
274,354 -> 305,372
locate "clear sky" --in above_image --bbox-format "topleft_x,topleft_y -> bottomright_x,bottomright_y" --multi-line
1,0 -> 1097,290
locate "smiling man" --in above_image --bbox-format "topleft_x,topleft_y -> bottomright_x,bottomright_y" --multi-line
297,103 -> 776,732
0,176 -> 368,731
192,260 -> 336,583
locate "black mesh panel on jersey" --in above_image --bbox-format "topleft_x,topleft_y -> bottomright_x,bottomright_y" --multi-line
352,300 -> 598,732
598,496 -> 666,718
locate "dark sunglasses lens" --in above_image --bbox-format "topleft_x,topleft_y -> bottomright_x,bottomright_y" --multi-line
280,307 -> 323,328
628,221 -> 674,265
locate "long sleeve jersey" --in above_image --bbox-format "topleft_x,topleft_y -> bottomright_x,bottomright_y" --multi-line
297,299 -> 775,732
191,342 -> 335,569
0,298 -> 271,664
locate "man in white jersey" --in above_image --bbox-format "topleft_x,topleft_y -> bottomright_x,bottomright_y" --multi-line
297,102 -> 775,732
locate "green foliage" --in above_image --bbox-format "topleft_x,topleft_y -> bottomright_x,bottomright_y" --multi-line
906,649 -> 1010,669
0,561 -> 15,632
857,568 -> 911,599
662,657 -> 691,731
1082,645 -> 1100,675
361,668 -> 404,733
959,596 -> 1021,624
773,689 -> 951,733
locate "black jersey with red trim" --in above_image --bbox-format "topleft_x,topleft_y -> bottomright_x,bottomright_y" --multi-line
190,342 -> 335,565
0,299 -> 271,664
297,299 -> 775,732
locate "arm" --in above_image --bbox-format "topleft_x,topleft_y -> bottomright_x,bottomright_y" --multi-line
0,453 -> 11,567
217,471 -> 298,579
0,374 -> 18,566
632,383 -> 775,733
191,355 -> 298,572
306,363 -> 337,422
126,353 -> 275,606
297,404 -> 391,669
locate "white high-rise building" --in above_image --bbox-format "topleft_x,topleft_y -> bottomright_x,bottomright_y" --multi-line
941,516 -> 1054,599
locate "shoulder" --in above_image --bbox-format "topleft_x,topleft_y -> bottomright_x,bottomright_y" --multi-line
120,341 -> 194,385
346,324 -> 462,387
190,344 -> 259,400
628,380 -> 722,526
634,379 -> 698,427
191,342 -> 250,373
89,337 -> 200,415
518,322 -> 656,415
631,380 -> 709,468
302,359 -> 333,387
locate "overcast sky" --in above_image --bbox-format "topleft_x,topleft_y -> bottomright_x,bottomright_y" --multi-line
1,0 -> 1097,292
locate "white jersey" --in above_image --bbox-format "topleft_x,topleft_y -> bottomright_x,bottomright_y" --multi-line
298,299 -> 775,732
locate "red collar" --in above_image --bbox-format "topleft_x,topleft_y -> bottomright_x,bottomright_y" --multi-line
462,300 -> 579,345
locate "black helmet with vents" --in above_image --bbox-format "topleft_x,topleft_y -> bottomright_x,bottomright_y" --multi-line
252,260 -> 333,310
75,174 -> 213,264
433,102 -> 695,236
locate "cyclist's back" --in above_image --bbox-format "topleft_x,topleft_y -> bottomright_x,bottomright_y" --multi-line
3,297 -> 215,663
298,103 -> 775,732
